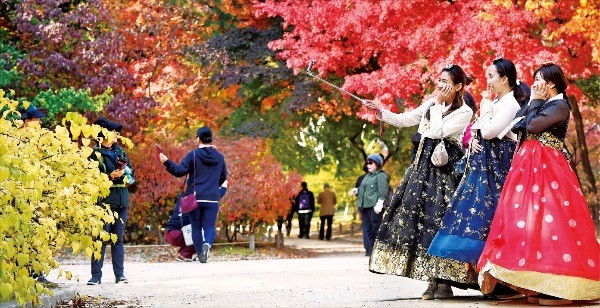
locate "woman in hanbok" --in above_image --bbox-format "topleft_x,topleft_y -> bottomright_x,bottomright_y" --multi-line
428,58 -> 526,284
477,63 -> 600,305
363,64 -> 473,300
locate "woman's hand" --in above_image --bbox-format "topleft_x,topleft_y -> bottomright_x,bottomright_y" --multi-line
482,86 -> 492,101
159,152 -> 168,163
110,169 -> 125,179
435,84 -> 453,104
470,138 -> 483,154
531,83 -> 550,100
361,99 -> 381,113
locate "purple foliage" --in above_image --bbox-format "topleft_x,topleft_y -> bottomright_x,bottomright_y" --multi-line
103,94 -> 159,136
7,0 -> 133,97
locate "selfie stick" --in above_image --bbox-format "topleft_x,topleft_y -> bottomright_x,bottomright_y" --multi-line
306,61 -> 382,135
306,61 -> 365,103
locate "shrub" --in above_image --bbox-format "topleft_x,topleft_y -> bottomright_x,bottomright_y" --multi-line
0,91 -> 118,304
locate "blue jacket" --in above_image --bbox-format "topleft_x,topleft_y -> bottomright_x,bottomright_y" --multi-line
163,146 -> 227,201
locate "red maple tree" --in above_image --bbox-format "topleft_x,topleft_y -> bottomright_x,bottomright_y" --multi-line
218,137 -> 302,241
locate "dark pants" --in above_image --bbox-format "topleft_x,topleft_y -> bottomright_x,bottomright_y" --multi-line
319,215 -> 333,240
360,207 -> 382,256
165,229 -> 196,259
276,213 -> 293,233
298,212 -> 312,238
91,206 -> 128,279
189,201 -> 219,254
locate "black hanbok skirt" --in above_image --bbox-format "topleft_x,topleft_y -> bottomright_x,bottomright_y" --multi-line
369,137 -> 478,286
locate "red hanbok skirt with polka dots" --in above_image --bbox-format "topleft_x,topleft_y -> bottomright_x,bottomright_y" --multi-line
477,140 -> 600,300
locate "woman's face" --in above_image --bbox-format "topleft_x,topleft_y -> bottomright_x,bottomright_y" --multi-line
436,71 -> 455,91
533,71 -> 547,88
366,160 -> 378,173
486,64 -> 508,95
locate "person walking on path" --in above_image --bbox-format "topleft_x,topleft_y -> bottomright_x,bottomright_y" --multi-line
356,154 -> 389,257
88,117 -> 134,285
277,195 -> 297,236
477,63 -> 600,305
363,64 -> 473,300
427,58 -> 526,295
165,182 -> 228,261
317,183 -> 337,241
295,182 -> 315,239
160,127 -> 227,263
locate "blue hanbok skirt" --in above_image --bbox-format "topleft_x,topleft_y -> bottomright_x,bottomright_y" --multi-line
428,134 -> 516,264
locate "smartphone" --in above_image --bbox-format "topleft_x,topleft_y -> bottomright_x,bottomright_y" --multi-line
155,144 -> 162,161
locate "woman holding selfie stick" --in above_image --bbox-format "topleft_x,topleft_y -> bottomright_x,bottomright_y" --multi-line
363,64 -> 474,300
159,127 -> 227,263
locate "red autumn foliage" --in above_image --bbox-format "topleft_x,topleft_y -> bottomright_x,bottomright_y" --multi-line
125,138 -> 190,243
252,0 -> 599,112
218,137 -> 302,236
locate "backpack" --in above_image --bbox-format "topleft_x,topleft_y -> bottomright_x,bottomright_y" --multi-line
297,191 -> 311,210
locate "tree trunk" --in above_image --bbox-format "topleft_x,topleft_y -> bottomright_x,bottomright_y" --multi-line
275,229 -> 284,249
569,95 -> 599,236
249,234 -> 255,252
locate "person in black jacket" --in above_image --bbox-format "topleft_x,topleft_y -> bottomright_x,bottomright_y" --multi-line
294,182 -> 315,239
160,127 -> 227,263
88,117 -> 134,285
164,182 -> 228,261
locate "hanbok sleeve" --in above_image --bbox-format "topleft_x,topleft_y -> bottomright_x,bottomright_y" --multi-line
425,105 -> 473,139
480,100 -> 521,140
379,100 -> 432,128
525,99 -> 570,134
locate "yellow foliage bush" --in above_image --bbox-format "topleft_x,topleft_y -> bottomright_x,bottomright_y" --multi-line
0,90 -> 121,304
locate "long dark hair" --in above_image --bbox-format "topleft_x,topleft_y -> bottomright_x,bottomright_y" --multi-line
492,58 -> 529,106
426,64 -> 467,120
534,63 -> 569,106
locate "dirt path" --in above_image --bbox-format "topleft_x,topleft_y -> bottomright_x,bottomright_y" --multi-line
6,237 -> 594,307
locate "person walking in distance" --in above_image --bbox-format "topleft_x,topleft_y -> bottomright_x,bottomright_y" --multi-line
295,182 -> 315,239
276,195 -> 297,236
160,127 -> 227,263
317,183 -> 337,240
